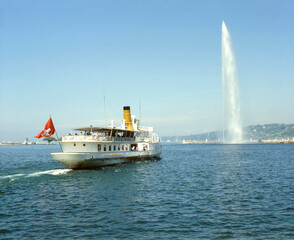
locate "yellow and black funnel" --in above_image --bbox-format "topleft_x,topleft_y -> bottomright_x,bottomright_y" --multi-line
123,106 -> 133,130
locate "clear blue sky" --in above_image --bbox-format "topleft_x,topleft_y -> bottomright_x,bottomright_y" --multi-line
0,0 -> 293,141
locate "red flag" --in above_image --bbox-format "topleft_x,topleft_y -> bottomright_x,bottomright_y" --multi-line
35,118 -> 55,138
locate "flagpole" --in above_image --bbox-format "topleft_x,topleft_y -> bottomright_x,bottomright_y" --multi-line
50,115 -> 63,152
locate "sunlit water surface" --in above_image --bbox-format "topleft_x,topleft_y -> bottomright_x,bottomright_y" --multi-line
0,144 -> 293,239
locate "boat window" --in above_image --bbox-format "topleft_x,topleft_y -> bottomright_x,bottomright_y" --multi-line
131,144 -> 137,151
114,145 -> 116,151
98,144 -> 101,151
122,145 -> 124,151
117,132 -> 123,137
109,145 -> 111,151
74,143 -> 76,146
104,145 -> 106,151
83,144 -> 86,147
118,145 -> 120,151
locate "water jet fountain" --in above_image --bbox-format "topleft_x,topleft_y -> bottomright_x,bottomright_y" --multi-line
222,21 -> 243,143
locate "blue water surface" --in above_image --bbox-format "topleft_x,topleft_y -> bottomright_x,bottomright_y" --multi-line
0,144 -> 293,239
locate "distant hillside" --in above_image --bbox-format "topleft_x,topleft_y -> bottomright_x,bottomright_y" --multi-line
162,123 -> 294,142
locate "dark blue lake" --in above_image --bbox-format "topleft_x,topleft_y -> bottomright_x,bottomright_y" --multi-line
0,144 -> 293,239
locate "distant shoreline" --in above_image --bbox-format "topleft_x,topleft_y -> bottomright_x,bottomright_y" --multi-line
1,141 -> 293,146
0,142 -> 59,146
181,140 -> 294,144
162,123 -> 294,143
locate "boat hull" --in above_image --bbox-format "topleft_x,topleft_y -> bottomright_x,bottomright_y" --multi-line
51,150 -> 161,169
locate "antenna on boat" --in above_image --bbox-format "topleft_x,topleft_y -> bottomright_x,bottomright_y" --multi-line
103,88 -> 106,127
139,98 -> 142,125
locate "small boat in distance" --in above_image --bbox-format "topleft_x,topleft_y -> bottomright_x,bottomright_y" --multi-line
51,106 -> 162,169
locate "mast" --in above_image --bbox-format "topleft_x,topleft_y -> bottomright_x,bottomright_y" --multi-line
103,88 -> 106,127
139,98 -> 142,125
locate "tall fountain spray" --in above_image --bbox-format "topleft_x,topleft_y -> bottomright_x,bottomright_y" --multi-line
222,21 -> 243,143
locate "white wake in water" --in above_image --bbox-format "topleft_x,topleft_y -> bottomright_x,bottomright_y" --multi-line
0,169 -> 71,180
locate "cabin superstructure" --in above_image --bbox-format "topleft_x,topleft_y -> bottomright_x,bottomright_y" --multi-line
61,126 -> 160,153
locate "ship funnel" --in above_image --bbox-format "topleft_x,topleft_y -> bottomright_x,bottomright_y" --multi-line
123,106 -> 133,130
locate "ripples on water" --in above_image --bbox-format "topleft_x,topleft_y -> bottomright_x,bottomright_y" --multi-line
0,144 -> 293,239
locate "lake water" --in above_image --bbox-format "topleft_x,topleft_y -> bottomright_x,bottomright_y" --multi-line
0,144 -> 293,239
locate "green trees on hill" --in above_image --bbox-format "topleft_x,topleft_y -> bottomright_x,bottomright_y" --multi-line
162,123 -> 294,142
43,137 -> 57,143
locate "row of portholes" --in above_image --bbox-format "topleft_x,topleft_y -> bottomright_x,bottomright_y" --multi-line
72,143 -> 129,151
73,143 -> 86,147
98,144 -> 129,152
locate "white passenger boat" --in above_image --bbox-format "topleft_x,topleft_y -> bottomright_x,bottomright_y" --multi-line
51,106 -> 162,169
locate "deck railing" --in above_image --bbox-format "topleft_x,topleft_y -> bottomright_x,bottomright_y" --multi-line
62,135 -> 136,142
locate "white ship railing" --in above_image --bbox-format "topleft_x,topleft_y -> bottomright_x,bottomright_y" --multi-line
62,135 -> 160,143
62,136 -> 136,142
139,126 -> 154,132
